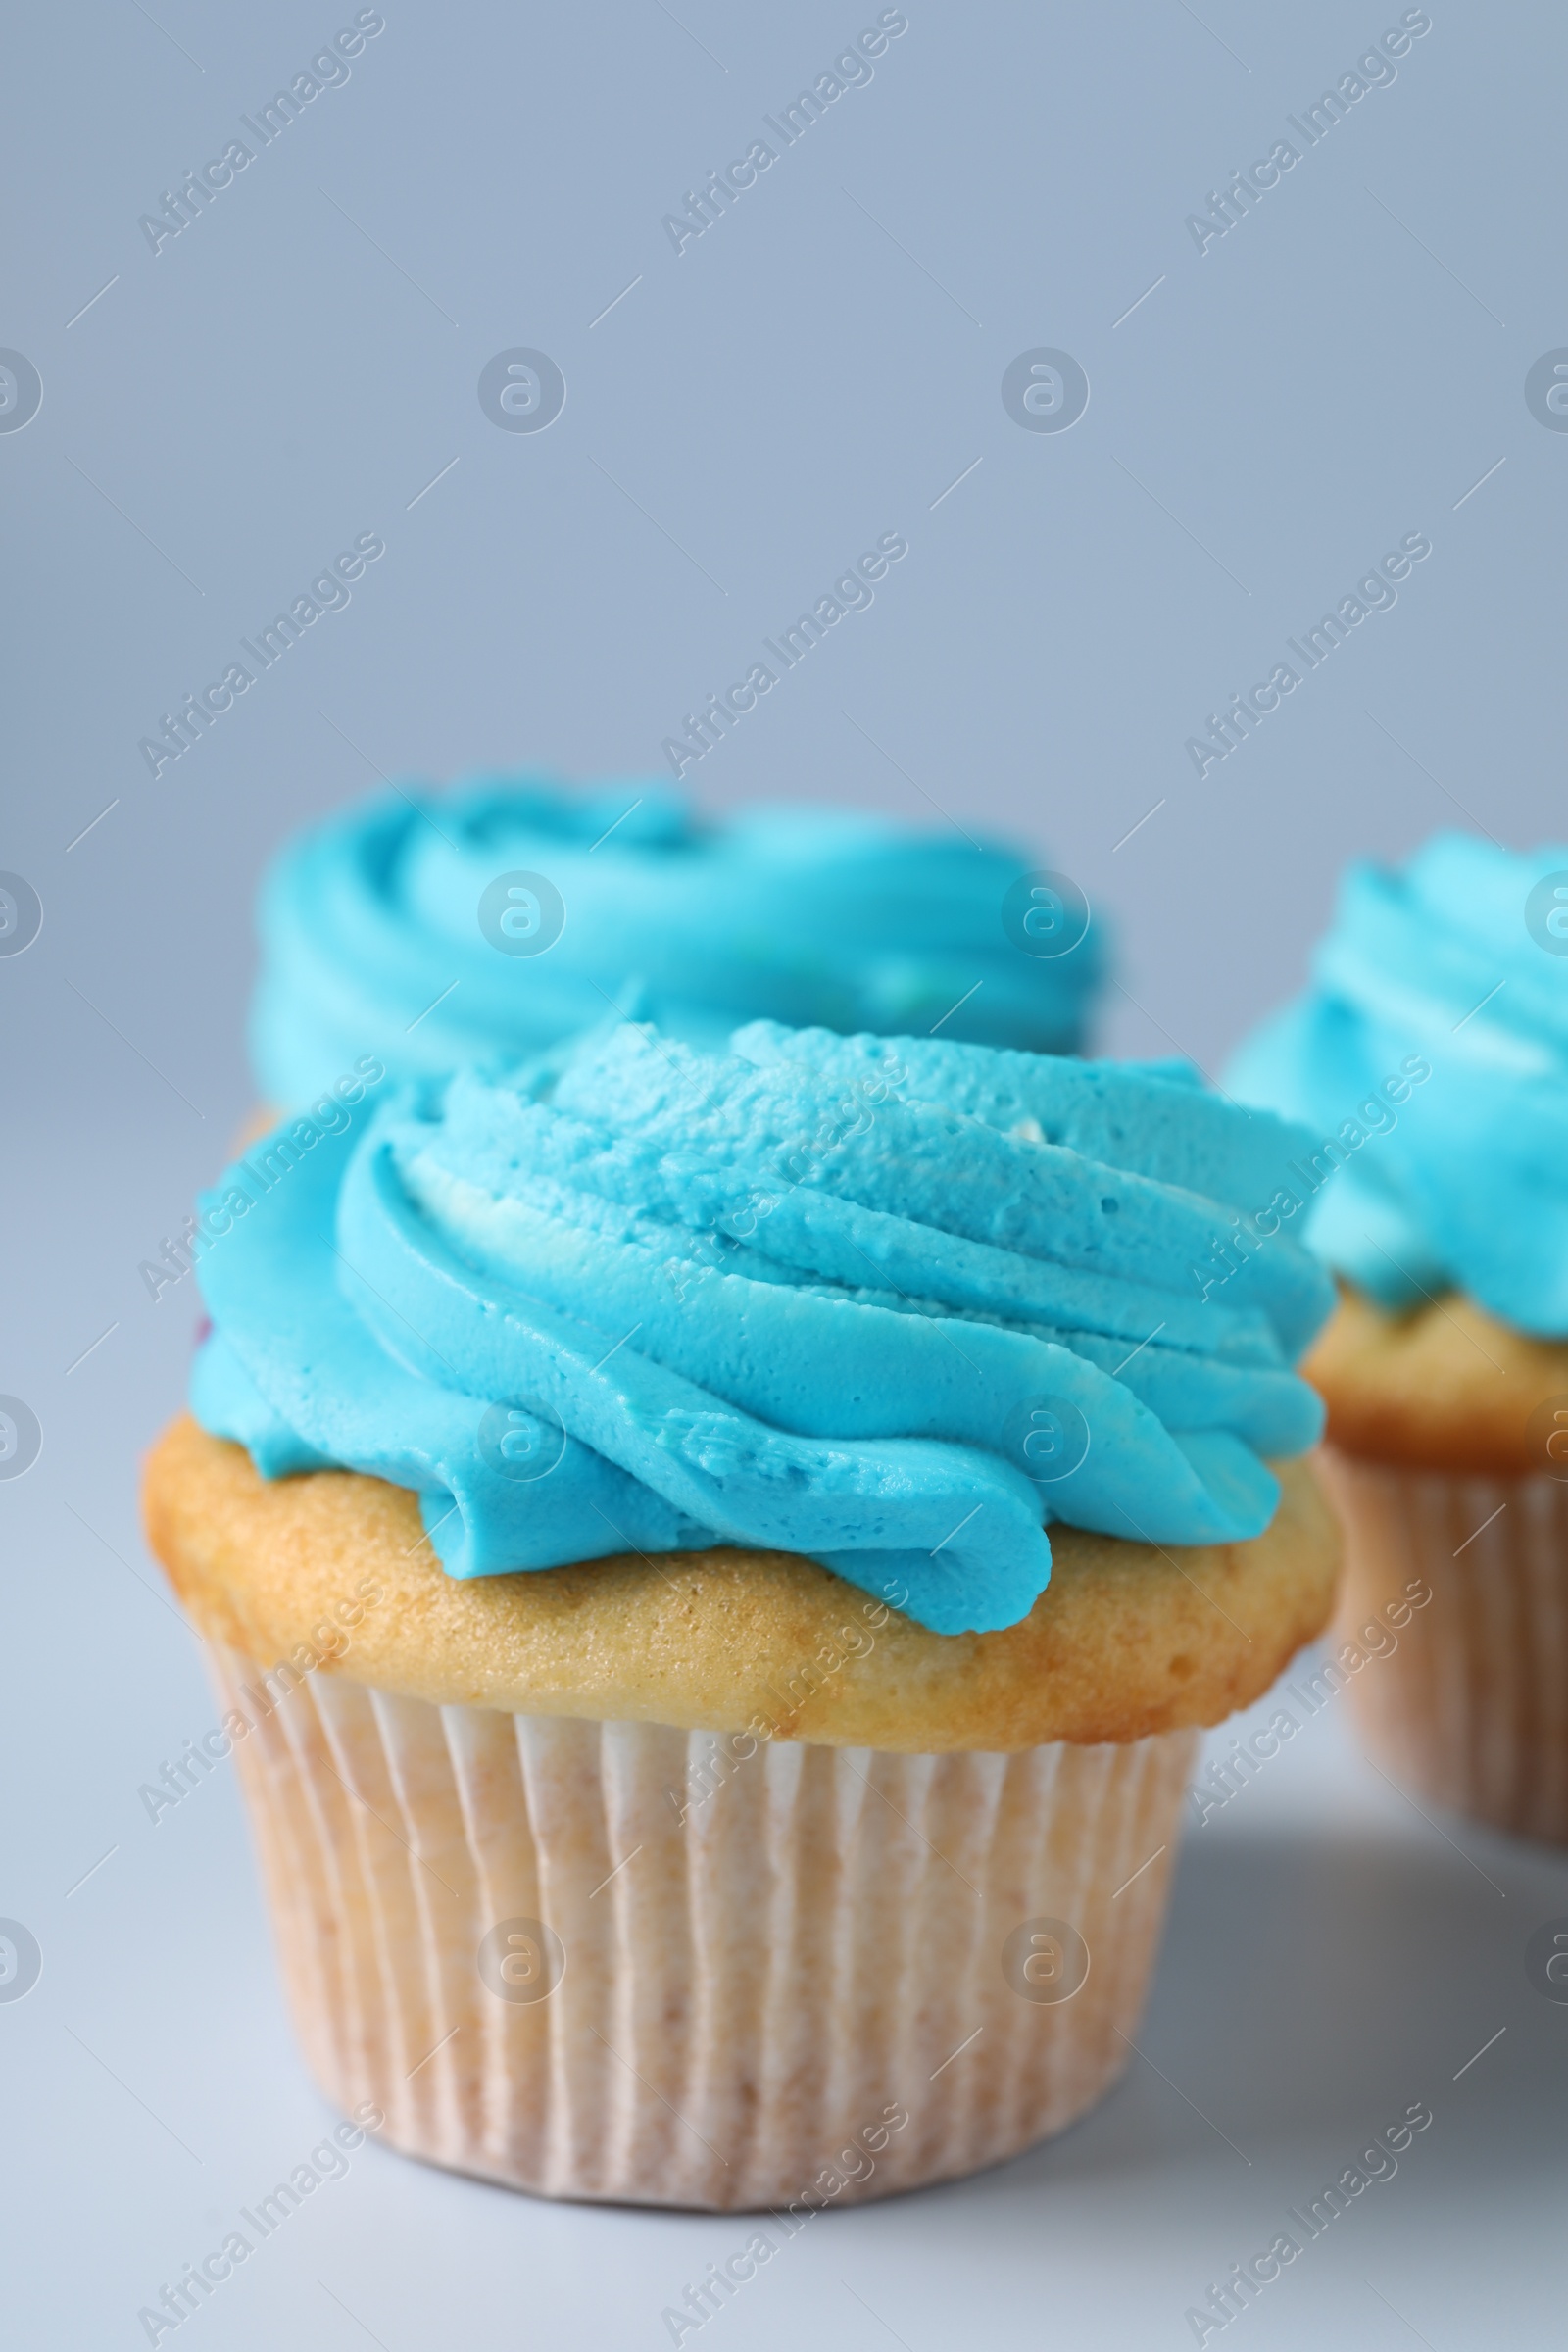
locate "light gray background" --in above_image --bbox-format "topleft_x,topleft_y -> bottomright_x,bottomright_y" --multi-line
5,2 -> 1567,2344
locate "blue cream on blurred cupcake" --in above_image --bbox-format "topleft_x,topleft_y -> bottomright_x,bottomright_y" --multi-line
249,779 -> 1102,1103
1226,833 -> 1568,1336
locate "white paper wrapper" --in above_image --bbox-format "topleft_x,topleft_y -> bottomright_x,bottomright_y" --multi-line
1317,1448 -> 1568,1845
205,1640 -> 1198,2209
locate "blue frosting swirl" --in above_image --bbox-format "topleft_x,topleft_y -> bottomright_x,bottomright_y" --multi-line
1227,833 -> 1568,1334
250,778 -> 1103,1104
191,1022 -> 1330,1635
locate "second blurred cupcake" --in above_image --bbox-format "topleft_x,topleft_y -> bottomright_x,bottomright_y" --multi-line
1228,833 -> 1568,1842
249,777 -> 1102,1106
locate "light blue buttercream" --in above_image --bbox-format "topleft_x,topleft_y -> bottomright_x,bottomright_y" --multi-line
192,1022 -> 1331,1634
1226,834 -> 1568,1334
249,778 -> 1104,1104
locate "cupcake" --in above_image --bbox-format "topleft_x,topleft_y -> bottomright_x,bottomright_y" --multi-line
144,1022 -> 1339,2208
248,777 -> 1102,1107
1228,833 -> 1568,1841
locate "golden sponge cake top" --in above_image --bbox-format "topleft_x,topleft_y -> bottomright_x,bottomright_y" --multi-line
1304,1286 -> 1568,1476
145,1414 -> 1339,1751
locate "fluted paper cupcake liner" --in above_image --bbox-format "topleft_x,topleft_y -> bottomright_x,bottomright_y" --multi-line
1317,1448 -> 1568,1845
204,1640 -> 1197,2209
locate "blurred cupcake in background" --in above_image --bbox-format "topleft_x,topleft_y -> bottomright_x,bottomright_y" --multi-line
1227,832 -> 1568,1842
249,777 -> 1103,1106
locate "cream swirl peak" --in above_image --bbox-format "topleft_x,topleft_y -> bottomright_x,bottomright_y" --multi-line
248,778 -> 1102,1104
1227,833 -> 1568,1334
192,1022 -> 1331,1634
